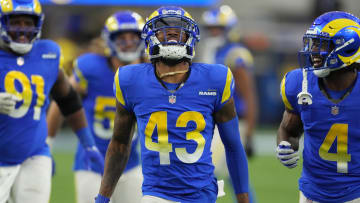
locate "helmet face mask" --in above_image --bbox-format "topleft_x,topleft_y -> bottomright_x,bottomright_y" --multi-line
152,17 -> 190,45
298,11 -> 360,77
5,14 -> 38,43
299,35 -> 334,70
142,6 -> 200,63
102,11 -> 145,63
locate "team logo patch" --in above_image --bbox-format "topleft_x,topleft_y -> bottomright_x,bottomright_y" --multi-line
331,106 -> 339,115
169,95 -> 176,104
17,57 -> 24,66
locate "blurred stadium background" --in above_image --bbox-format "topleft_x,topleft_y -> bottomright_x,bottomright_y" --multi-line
39,0 -> 359,202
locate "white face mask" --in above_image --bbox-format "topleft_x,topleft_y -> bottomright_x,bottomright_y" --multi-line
148,35 -> 193,61
9,42 -> 33,55
314,68 -> 330,78
158,44 -> 188,60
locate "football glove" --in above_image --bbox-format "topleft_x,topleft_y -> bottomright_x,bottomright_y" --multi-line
85,146 -> 105,174
95,194 -> 110,203
0,92 -> 21,115
276,141 -> 299,169
76,128 -> 105,174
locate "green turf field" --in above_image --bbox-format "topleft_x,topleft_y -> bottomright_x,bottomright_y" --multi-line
50,153 -> 302,203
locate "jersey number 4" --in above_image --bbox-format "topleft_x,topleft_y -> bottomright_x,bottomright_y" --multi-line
4,71 -> 45,120
319,123 -> 351,173
145,111 -> 206,165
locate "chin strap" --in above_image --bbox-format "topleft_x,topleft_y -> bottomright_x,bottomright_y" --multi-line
157,69 -> 189,79
297,68 -> 313,105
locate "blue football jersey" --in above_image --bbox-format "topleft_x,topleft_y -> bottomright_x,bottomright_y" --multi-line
281,69 -> 360,202
215,43 -> 254,118
0,40 -> 61,165
114,62 -> 235,202
73,53 -> 139,174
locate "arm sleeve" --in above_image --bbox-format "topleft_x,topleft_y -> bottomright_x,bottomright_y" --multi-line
72,58 -> 89,92
215,66 -> 235,112
280,70 -> 301,114
113,68 -> 132,112
217,117 -> 249,194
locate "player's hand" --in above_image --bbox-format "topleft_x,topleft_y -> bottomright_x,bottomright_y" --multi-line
85,146 -> 105,174
0,92 -> 21,115
95,194 -> 110,203
244,136 -> 254,158
276,141 -> 299,169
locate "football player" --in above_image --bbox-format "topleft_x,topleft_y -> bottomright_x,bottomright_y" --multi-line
200,5 -> 258,158
0,0 -> 104,203
277,11 -> 360,202
47,11 -> 145,203
95,6 -> 249,203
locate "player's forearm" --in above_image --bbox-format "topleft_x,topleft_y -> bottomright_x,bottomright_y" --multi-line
99,139 -> 130,197
244,100 -> 257,138
245,75 -> 258,136
277,125 -> 301,151
65,108 -> 87,132
277,112 -> 303,150
236,193 -> 249,203
236,69 -> 258,138
47,101 -> 65,138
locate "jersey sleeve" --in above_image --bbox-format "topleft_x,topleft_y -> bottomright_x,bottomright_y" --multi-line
72,56 -> 89,92
113,67 -> 133,112
280,69 -> 302,114
215,65 -> 235,112
224,46 -> 254,71
36,40 -> 62,84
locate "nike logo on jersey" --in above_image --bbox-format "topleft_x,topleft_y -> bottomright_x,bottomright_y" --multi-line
199,91 -> 217,96
42,53 -> 57,59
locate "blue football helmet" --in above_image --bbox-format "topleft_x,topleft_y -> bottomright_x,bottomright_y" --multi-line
0,0 -> 44,54
202,5 -> 237,29
102,11 -> 145,63
142,6 -> 200,61
298,11 -> 360,77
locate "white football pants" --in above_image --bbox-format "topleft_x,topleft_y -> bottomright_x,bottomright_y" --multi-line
75,165 -> 143,203
300,191 -> 360,203
0,155 -> 51,203
141,195 -> 180,203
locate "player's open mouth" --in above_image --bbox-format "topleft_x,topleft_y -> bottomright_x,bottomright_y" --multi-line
312,57 -> 323,68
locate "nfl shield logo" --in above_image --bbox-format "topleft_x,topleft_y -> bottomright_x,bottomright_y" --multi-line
169,95 -> 176,104
331,106 -> 339,115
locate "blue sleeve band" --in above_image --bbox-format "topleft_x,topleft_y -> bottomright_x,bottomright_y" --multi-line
95,194 -> 110,203
217,117 -> 249,194
76,127 -> 95,148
